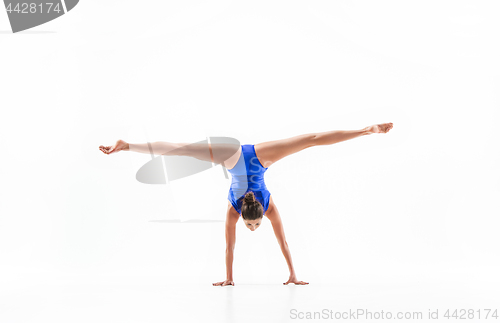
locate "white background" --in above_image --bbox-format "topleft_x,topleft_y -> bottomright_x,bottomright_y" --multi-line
1,1 -> 499,322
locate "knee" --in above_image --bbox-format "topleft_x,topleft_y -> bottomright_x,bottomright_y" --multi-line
307,133 -> 318,148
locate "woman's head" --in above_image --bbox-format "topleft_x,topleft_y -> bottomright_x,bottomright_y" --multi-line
241,191 -> 263,231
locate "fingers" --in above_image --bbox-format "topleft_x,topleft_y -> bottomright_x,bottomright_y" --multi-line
213,281 -> 234,286
284,280 -> 309,285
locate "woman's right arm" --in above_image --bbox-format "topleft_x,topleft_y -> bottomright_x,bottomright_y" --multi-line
225,217 -> 237,281
213,204 -> 239,286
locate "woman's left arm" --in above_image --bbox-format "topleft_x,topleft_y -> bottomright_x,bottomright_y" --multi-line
266,204 -> 309,285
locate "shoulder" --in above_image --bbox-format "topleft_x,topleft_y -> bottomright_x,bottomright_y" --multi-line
226,201 -> 241,224
264,195 -> 276,219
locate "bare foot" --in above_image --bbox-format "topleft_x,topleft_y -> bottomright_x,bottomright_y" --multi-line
99,139 -> 128,155
366,123 -> 393,134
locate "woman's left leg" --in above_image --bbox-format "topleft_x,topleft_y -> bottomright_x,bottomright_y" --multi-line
254,123 -> 393,168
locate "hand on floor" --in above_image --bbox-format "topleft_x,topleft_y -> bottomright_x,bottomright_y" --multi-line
284,275 -> 309,285
213,279 -> 235,286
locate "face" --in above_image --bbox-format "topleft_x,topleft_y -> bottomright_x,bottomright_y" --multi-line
243,218 -> 262,231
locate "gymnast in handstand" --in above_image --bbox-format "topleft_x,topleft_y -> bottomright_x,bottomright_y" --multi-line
99,122 -> 393,286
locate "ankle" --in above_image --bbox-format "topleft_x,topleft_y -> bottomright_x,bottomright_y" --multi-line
361,127 -> 372,135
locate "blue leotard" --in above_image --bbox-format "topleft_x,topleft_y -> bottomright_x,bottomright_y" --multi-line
227,144 -> 271,215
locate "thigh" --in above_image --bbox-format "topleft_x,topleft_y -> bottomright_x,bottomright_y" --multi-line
179,141 -> 241,167
254,133 -> 315,168
220,145 -> 241,170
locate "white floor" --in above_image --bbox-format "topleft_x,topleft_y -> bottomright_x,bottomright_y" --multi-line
1,274 -> 499,323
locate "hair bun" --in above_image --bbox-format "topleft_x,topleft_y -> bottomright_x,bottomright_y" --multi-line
243,191 -> 256,204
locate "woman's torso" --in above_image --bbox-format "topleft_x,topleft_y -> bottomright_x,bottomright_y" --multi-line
227,144 -> 270,215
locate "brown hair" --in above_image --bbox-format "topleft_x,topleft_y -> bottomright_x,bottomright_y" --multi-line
241,191 -> 263,220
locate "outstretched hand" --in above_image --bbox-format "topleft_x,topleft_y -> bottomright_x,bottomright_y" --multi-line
99,139 -> 128,155
284,275 -> 309,285
213,279 -> 235,286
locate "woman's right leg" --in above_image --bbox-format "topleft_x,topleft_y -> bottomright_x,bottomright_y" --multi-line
128,140 -> 216,165
127,141 -> 184,156
126,141 -> 240,166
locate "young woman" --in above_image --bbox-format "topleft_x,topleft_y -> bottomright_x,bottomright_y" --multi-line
99,123 -> 394,286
